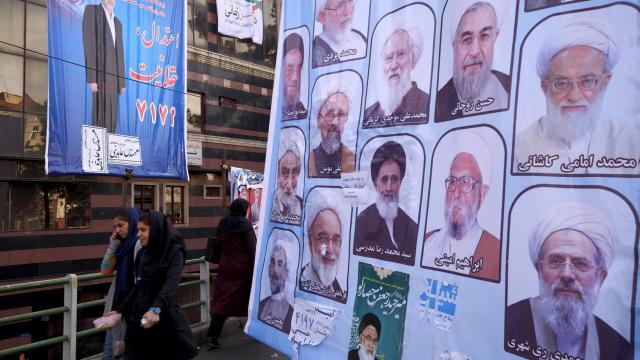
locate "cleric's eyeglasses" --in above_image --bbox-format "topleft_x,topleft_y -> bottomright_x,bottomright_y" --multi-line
319,111 -> 348,122
540,256 -> 600,273
544,73 -> 608,93
445,175 -> 479,193
324,0 -> 356,14
310,233 -> 342,247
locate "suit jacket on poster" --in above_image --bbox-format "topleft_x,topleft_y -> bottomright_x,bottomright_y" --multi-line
83,4 -> 125,133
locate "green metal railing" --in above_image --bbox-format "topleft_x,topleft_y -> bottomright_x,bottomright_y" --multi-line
0,257 -> 211,360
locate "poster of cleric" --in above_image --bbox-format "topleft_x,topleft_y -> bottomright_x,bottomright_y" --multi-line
246,0 -> 638,359
46,0 -> 188,179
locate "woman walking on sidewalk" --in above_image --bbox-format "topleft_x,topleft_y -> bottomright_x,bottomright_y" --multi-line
207,198 -> 257,350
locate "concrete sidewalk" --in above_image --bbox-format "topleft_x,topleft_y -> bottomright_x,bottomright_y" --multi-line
194,318 -> 287,360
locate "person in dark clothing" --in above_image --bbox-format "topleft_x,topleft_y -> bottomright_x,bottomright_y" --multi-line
83,0 -> 126,133
100,207 -> 140,359
207,199 -> 257,350
111,210 -> 198,360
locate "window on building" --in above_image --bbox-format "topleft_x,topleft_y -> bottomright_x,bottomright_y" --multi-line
164,185 -> 186,224
187,0 -> 207,50
0,0 -> 49,159
186,92 -> 203,133
219,96 -> 236,109
133,184 -> 156,211
0,0 -> 25,51
0,181 -> 90,232
26,0 -> 47,55
204,185 -> 222,199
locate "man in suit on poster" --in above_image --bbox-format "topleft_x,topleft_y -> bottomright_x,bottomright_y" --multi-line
83,0 -> 126,133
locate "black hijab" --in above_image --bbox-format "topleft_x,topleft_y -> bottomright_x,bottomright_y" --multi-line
218,198 -> 253,233
138,210 -> 187,279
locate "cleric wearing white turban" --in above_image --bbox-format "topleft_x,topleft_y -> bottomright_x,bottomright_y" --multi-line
271,131 -> 304,224
362,25 -> 431,127
514,19 -> 640,175
422,131 -> 500,281
300,188 -> 347,301
312,0 -> 367,68
506,201 -> 631,360
528,202 -> 614,269
435,0 -> 512,121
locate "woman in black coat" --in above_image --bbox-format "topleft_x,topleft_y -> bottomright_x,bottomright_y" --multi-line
207,198 -> 256,349
113,210 -> 198,359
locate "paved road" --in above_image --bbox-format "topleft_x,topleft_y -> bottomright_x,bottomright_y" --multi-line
194,318 -> 287,360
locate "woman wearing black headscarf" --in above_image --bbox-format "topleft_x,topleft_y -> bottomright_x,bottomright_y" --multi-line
113,210 -> 198,359
207,198 -> 256,349
100,207 -> 139,359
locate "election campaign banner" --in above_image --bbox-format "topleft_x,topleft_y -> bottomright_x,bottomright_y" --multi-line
246,0 -> 639,359
216,0 -> 264,45
46,0 -> 188,180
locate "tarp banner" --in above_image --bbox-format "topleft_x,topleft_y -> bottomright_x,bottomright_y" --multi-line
246,0 -> 639,359
216,0 -> 264,45
46,0 -> 188,179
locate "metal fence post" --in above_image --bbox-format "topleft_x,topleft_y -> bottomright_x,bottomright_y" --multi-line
199,260 -> 211,324
63,274 -> 78,360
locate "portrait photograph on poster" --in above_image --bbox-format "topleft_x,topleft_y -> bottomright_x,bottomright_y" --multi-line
47,0 -> 187,179
435,0 -> 516,122
308,70 -> 361,178
257,228 -> 301,334
421,126 -> 505,282
271,127 -> 306,225
505,186 -> 636,360
299,187 -> 351,303
312,0 -> 370,68
349,262 -> 409,360
353,135 -> 425,266
281,27 -> 310,121
512,4 -> 640,176
525,0 -> 589,12
362,2 -> 435,128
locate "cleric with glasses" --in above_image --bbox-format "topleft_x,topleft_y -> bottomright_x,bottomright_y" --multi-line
515,19 -> 640,174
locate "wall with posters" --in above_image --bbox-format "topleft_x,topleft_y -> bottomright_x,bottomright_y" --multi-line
246,0 -> 639,359
46,0 -> 188,179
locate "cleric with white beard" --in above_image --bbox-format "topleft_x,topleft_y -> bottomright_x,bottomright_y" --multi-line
362,28 -> 430,127
353,141 -> 418,265
271,135 -> 303,224
505,202 -> 630,359
300,188 -> 347,302
514,19 -> 639,174
312,0 -> 367,67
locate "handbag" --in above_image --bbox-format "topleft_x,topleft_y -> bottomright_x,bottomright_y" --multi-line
205,228 -> 222,264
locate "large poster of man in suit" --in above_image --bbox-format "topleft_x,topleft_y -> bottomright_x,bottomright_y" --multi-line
83,0 -> 125,133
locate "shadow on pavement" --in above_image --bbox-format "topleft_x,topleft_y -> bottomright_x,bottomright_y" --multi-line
194,317 -> 288,360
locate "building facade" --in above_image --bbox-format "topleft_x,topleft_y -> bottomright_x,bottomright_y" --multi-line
0,0 -> 279,354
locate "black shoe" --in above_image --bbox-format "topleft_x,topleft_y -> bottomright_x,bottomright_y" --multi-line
207,338 -> 220,351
